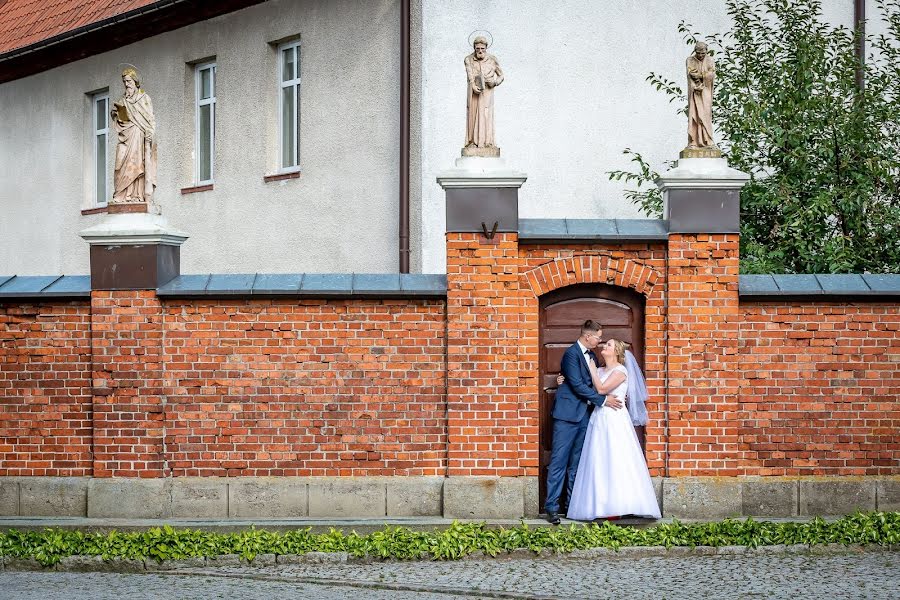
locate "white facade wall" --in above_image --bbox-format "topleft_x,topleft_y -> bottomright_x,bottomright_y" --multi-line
0,0 -> 401,275
418,0 -> 857,272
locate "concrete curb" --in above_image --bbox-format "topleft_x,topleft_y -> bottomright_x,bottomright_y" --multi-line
2,544 -> 896,572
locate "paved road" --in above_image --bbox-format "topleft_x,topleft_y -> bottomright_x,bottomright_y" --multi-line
1,550 -> 897,599
0,571 -> 451,600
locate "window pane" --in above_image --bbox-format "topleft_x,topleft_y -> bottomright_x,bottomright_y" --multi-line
96,133 -> 106,204
282,86 -> 295,167
199,104 -> 212,181
96,98 -> 106,131
200,68 -> 211,100
282,47 -> 294,82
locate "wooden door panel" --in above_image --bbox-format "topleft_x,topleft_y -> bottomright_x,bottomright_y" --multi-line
544,299 -> 632,327
538,283 -> 646,510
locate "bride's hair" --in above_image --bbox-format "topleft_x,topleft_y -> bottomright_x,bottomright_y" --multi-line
607,339 -> 627,364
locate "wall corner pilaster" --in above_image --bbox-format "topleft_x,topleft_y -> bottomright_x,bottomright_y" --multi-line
439,160 -> 527,477
657,157 -> 748,476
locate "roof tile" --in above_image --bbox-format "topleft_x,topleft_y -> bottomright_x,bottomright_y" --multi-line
0,0 -> 158,55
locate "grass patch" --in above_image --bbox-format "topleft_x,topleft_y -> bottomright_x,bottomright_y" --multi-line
1,512 -> 897,566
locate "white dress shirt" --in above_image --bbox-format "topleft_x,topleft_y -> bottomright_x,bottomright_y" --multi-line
576,339 -> 593,369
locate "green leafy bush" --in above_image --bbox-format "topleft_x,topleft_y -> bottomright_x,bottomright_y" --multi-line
0,512 -> 897,567
608,0 -> 900,274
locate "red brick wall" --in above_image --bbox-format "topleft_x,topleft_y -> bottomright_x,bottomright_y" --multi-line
91,291 -> 166,477
738,302 -> 900,475
1,256 -> 898,481
665,234 -> 742,476
0,302 -> 92,476
445,233 -> 526,476
162,299 -> 447,476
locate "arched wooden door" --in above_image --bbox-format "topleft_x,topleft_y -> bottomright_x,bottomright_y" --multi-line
538,283 -> 646,509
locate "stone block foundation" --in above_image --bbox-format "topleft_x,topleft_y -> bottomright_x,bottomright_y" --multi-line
0,476 -> 897,519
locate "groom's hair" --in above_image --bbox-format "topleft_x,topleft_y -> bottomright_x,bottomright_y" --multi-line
580,320 -> 601,336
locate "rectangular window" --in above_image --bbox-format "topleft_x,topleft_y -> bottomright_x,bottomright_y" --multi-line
195,62 -> 216,184
278,40 -> 301,171
92,92 -> 109,206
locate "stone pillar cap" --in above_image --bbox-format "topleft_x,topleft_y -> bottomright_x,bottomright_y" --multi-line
80,212 -> 189,246
437,156 -> 527,189
656,157 -> 750,191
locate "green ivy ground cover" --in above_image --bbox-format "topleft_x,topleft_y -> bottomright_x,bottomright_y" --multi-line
1,512 -> 897,567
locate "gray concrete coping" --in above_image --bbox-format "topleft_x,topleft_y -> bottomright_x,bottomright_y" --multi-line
0,275 -> 90,300
740,273 -> 900,299
156,273 -> 447,298
518,218 -> 668,243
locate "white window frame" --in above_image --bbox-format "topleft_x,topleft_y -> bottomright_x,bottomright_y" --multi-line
194,61 -> 216,185
278,40 -> 301,172
92,92 -> 109,207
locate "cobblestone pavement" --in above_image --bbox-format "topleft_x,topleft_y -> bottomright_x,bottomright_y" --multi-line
0,571 -> 454,600
2,550 -> 898,599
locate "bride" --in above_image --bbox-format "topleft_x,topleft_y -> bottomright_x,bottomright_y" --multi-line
565,339 -> 660,520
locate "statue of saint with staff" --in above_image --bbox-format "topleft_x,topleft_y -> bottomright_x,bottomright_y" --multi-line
463,32 -> 504,157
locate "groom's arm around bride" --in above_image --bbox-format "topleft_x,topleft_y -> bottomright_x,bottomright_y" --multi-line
560,350 -> 622,410
556,351 -> 624,418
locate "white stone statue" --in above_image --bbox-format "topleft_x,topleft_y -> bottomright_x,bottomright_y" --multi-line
111,67 -> 157,204
683,41 -> 720,158
463,35 -> 504,157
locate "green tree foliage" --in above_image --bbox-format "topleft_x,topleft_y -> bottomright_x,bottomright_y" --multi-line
608,0 -> 900,273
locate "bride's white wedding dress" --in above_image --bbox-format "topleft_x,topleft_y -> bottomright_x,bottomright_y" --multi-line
567,364 -> 661,520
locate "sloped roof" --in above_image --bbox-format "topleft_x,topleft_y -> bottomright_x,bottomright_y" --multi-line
0,0 -> 265,83
0,0 -> 158,55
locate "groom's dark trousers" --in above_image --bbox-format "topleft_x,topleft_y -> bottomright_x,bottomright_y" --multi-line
544,343 -> 607,514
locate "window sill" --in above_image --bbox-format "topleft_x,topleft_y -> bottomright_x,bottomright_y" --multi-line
81,206 -> 108,216
181,183 -> 214,195
264,170 -> 301,183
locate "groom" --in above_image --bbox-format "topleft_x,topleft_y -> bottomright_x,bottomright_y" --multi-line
544,319 -> 623,524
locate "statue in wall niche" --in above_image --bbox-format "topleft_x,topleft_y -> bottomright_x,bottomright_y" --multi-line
111,67 -> 157,204
463,34 -> 504,157
682,41 -> 721,159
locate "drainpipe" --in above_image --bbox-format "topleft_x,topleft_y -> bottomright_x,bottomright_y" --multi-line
399,0 -> 411,273
854,0 -> 865,91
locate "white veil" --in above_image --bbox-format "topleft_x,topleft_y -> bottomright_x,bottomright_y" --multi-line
624,349 -> 648,426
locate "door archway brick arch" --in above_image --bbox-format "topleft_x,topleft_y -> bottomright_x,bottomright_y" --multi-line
521,256 -> 661,298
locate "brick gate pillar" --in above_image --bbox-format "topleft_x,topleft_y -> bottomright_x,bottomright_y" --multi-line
80,207 -> 188,477
437,159 -> 530,516
657,157 -> 749,477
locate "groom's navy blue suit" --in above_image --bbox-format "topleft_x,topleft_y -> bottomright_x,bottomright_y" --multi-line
544,342 -> 608,514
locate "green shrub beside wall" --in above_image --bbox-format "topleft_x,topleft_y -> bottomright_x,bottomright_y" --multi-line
1,512 -> 897,566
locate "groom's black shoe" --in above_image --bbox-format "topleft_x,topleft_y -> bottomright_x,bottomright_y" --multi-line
545,511 -> 561,525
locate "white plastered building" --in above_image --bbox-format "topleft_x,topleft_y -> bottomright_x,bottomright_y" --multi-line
0,0 -> 871,275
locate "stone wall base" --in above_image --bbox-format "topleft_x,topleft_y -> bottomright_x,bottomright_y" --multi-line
0,476 -> 896,520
